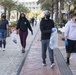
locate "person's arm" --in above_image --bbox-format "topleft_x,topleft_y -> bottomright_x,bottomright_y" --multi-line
40,19 -> 54,34
27,20 -> 33,32
40,20 -> 51,34
6,20 -> 9,29
64,22 -> 69,40
40,19 -> 43,32
52,20 -> 54,28
64,22 -> 70,46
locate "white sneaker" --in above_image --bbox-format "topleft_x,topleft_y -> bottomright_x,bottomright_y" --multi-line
51,63 -> 55,68
42,63 -> 46,66
3,48 -> 5,51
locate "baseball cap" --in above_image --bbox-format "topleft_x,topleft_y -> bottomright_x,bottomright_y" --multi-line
43,10 -> 50,16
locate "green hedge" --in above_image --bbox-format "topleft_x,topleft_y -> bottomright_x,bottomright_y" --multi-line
11,21 -> 17,26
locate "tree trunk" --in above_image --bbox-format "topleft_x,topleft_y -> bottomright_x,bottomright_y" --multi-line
51,4 -> 53,19
8,10 -> 11,20
4,8 -> 7,15
51,0 -> 54,19
74,1 -> 76,13
54,0 -> 58,22
17,11 -> 18,20
60,0 -> 64,23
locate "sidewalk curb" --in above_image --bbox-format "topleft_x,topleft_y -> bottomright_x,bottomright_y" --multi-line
54,48 -> 73,75
16,29 -> 39,75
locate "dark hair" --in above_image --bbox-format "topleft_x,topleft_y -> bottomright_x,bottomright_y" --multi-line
19,13 -> 27,21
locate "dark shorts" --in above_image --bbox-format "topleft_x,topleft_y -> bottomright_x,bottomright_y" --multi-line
66,39 -> 76,53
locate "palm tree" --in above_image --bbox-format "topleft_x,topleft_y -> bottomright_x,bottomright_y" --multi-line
16,3 -> 30,20
37,0 -> 54,19
0,0 -> 8,14
54,0 -> 58,21
7,0 -> 17,20
59,0 -> 65,23
0,0 -> 17,20
74,1 -> 76,13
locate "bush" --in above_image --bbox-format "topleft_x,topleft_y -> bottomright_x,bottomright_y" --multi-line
11,21 -> 17,27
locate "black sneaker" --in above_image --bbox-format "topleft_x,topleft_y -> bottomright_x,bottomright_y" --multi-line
22,48 -> 25,53
66,58 -> 70,66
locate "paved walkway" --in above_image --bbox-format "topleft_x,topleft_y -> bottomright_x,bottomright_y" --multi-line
0,22 -> 76,75
20,31 -> 61,75
0,23 -> 39,75
20,31 -> 76,75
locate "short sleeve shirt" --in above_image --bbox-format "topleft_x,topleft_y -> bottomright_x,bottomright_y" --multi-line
0,20 -> 8,30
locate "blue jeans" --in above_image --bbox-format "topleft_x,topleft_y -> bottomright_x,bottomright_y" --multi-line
0,29 -> 7,48
41,40 -> 54,64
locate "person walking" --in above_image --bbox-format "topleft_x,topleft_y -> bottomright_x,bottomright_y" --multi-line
64,13 -> 76,65
40,10 -> 55,68
31,17 -> 35,26
16,13 -> 33,53
0,13 -> 9,51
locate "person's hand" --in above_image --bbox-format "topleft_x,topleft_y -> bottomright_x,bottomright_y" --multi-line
31,31 -> 33,35
65,40 -> 68,46
51,28 -> 56,33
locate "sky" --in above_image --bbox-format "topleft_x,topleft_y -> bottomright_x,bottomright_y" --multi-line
18,0 -> 38,2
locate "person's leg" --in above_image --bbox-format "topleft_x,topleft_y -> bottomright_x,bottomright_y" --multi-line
66,39 -> 73,65
19,30 -> 23,47
22,31 -> 28,49
42,40 -> 47,65
2,30 -> 7,51
47,40 -> 54,64
66,53 -> 71,65
0,31 -> 2,50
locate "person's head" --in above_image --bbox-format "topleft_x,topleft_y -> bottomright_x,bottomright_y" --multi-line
19,12 -> 26,20
43,10 -> 50,20
69,10 -> 74,19
1,13 -> 6,20
72,13 -> 76,22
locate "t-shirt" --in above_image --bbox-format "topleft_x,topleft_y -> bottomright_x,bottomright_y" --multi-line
0,20 -> 8,30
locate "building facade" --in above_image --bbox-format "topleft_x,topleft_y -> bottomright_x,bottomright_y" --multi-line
23,1 -> 41,12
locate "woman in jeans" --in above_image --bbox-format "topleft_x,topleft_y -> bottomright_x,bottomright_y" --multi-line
16,13 -> 33,53
0,13 -> 9,51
